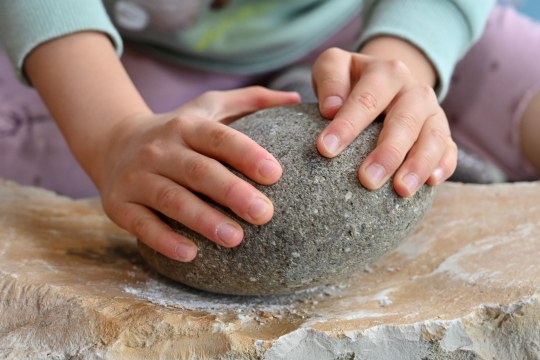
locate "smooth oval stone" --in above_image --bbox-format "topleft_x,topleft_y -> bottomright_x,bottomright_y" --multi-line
138,104 -> 434,295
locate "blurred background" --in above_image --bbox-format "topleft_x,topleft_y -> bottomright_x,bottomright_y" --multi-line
515,0 -> 540,19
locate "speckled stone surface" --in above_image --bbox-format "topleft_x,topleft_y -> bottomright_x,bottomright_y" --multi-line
139,104 -> 435,295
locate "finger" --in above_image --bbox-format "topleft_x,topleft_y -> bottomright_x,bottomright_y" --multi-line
183,120 -> 282,185
185,86 -> 301,124
157,151 -> 274,225
317,57 -> 406,158
392,112 -> 452,197
312,47 -> 352,118
427,137 -> 458,186
132,172 -> 248,248
107,201 -> 198,262
358,85 -> 439,189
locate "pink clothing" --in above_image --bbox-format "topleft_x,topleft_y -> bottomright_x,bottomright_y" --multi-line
0,51 -> 98,196
442,6 -> 540,181
0,6 -> 538,198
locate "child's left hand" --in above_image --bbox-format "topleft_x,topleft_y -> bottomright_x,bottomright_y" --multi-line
311,38 -> 457,197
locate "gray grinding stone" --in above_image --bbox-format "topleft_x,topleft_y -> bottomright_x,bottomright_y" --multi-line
139,104 -> 434,295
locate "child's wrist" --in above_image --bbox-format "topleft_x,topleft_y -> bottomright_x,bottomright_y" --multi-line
86,110 -> 154,189
359,35 -> 437,87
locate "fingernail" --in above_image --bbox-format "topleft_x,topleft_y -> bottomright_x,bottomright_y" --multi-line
217,223 -> 241,246
323,96 -> 343,110
432,167 -> 444,184
258,159 -> 279,179
249,198 -> 270,220
174,241 -> 197,262
403,173 -> 419,194
365,163 -> 386,186
323,134 -> 340,156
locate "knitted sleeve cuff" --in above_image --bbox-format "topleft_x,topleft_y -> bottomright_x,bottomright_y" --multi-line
0,0 -> 123,84
356,0 -> 494,100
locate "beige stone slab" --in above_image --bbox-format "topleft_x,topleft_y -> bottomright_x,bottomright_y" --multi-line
0,179 -> 538,359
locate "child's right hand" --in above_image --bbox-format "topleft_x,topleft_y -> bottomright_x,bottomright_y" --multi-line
24,32 -> 300,263
96,87 -> 300,262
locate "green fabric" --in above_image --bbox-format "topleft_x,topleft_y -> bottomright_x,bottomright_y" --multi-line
0,0 -> 123,83
102,0 -> 362,74
358,0 -> 496,99
0,0 -> 495,99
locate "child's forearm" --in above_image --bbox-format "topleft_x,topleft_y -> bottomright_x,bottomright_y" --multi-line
359,35 -> 437,88
24,31 -> 151,187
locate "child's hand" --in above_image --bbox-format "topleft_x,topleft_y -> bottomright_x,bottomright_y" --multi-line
23,32 -> 301,263
312,39 -> 457,197
97,87 -> 300,262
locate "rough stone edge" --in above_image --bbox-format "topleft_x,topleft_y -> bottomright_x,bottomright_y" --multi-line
0,273 -> 264,360
2,264 -> 537,360
0,274 -> 107,360
262,294 -> 540,360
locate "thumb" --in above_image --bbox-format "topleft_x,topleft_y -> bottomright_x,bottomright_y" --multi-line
186,86 -> 301,124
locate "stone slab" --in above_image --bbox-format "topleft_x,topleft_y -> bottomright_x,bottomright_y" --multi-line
0,179 -> 539,359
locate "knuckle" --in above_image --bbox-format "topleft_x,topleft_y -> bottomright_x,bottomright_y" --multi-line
131,215 -> 152,240
386,59 -> 410,78
388,112 -> 418,136
192,211 -> 213,237
446,156 -> 458,174
340,116 -> 360,135
122,170 -> 142,188
412,152 -> 438,170
428,127 -> 450,144
418,83 -> 436,99
322,47 -> 345,59
223,179 -> 245,204
320,75 -> 346,89
352,91 -> 378,113
101,200 -> 122,224
244,86 -> 275,109
156,186 -> 185,214
185,157 -> 211,181
247,85 -> 266,94
140,140 -> 164,163
445,140 -> 459,169
241,85 -> 267,100
156,187 -> 190,215
208,125 -> 236,150
198,90 -> 220,103
164,116 -> 187,133
447,138 -> 458,154
378,143 -> 405,170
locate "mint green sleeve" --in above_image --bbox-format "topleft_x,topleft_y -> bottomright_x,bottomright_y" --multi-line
0,1 -> 123,83
358,0 -> 495,100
